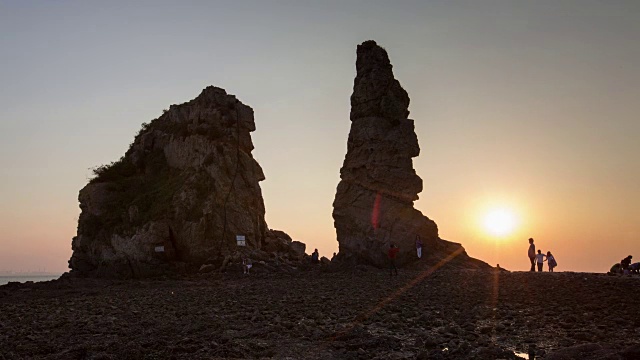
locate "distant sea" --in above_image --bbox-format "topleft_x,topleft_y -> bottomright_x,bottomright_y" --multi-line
0,275 -> 61,286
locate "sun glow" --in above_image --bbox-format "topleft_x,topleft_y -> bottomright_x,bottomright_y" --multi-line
483,207 -> 518,237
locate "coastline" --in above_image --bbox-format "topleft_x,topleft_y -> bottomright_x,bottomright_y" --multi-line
0,274 -> 61,286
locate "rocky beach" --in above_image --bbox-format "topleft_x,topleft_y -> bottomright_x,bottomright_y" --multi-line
3,2 -> 640,359
2,39 -> 637,360
1,268 -> 639,359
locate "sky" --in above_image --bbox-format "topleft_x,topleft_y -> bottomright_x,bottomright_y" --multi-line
1,0 -> 638,274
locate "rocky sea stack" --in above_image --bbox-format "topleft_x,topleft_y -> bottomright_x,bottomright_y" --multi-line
333,40 -> 488,269
69,86 -> 303,278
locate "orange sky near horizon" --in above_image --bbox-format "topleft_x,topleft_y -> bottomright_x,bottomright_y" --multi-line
1,1 -> 639,274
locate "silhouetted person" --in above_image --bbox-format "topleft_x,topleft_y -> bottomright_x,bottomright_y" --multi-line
242,256 -> 252,275
311,249 -> 320,264
621,255 -> 632,275
527,344 -> 537,360
536,250 -> 546,272
546,251 -> 557,272
528,238 -> 536,272
415,235 -> 423,259
609,263 -> 622,275
630,262 -> 640,274
388,244 -> 399,276
331,252 -> 337,262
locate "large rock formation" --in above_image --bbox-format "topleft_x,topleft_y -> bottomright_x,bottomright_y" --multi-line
333,40 -> 487,269
69,86 -> 303,277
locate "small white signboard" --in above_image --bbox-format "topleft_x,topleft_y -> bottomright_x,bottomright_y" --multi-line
154,246 -> 165,253
236,235 -> 246,247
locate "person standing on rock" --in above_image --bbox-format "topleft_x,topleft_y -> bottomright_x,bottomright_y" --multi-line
535,250 -> 546,272
311,249 -> 320,265
546,251 -> 557,272
528,238 -> 536,272
242,256 -> 252,275
388,244 -> 399,276
415,235 -> 423,259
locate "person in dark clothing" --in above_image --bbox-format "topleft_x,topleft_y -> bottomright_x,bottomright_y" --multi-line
621,255 -> 632,275
388,244 -> 399,276
311,249 -> 320,264
609,263 -> 622,275
415,235 -> 423,259
546,251 -> 557,272
528,238 -> 536,272
242,256 -> 252,275
535,250 -> 546,272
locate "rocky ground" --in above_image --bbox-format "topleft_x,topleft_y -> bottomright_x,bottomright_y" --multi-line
1,267 -> 639,360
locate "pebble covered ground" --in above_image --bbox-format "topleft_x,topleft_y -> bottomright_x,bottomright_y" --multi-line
1,268 -> 639,359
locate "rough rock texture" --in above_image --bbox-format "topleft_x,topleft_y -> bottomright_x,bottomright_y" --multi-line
333,40 -> 488,268
3,271 -> 640,359
69,86 -> 299,277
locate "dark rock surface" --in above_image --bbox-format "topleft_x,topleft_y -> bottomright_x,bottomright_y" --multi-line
69,86 -> 301,278
333,40 -> 488,269
2,271 -> 638,359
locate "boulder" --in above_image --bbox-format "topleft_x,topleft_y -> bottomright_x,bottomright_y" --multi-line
199,264 -> 215,274
332,40 -> 489,269
263,229 -> 293,253
289,241 -> 306,260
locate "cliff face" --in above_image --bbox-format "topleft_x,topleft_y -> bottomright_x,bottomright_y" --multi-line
333,41 -> 487,269
70,86 -> 291,277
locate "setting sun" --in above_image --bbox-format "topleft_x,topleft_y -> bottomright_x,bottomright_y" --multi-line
483,207 -> 518,237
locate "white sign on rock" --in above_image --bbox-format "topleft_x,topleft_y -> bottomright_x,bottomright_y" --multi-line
236,235 -> 246,247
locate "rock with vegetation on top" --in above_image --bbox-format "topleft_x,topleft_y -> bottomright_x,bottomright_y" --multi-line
69,86 -> 299,277
332,40 -> 489,269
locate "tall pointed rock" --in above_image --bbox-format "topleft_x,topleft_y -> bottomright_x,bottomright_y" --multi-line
333,41 -> 485,268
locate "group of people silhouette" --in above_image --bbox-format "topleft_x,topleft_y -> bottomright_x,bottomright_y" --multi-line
527,238 -> 557,272
246,236 -> 634,276
387,235 -> 423,276
610,255 -> 639,276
